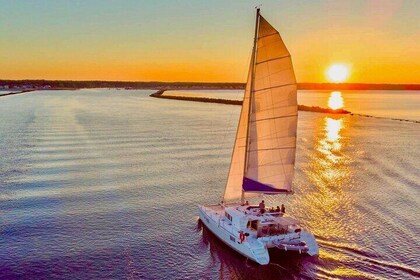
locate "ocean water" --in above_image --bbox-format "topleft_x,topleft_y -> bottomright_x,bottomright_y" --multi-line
0,89 -> 419,279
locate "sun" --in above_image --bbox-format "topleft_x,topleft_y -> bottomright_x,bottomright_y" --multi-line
326,64 -> 350,83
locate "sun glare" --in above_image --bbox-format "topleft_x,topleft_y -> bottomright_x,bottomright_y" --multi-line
326,118 -> 343,142
326,64 -> 349,83
328,91 -> 344,110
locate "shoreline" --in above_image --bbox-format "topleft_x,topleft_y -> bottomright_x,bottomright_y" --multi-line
0,88 -> 77,98
0,89 -> 35,97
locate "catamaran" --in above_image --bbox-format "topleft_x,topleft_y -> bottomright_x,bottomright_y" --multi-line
198,9 -> 319,265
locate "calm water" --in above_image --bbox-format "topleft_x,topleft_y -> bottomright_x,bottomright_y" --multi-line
1,89 -> 419,279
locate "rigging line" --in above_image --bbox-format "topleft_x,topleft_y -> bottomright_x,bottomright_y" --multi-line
254,67 -> 295,81
251,114 -> 298,122
250,139 -> 297,146
256,171 -> 287,179
250,103 -> 297,112
251,161 -> 292,171
254,83 -> 296,93
256,55 -> 291,65
258,32 -> 278,40
252,159 -> 294,172
238,136 -> 295,147
254,61 -> 293,75
248,147 -> 295,152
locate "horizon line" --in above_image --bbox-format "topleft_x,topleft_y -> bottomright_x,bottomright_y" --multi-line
1,79 -> 420,86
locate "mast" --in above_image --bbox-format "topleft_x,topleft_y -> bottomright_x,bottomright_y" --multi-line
241,8 -> 260,204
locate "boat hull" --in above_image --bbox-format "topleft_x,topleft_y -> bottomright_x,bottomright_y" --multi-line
198,205 -> 319,265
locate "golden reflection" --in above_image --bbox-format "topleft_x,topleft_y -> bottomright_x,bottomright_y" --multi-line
328,91 -> 344,110
317,248 -> 365,278
318,117 -> 344,163
326,118 -> 343,142
298,115 -> 358,241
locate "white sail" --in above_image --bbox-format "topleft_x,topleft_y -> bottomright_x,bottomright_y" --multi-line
223,13 -> 297,202
245,16 -> 297,193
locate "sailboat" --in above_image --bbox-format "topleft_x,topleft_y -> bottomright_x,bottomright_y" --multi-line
198,9 -> 319,265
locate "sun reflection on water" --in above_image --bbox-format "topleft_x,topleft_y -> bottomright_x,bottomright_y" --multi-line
326,118 -> 343,142
298,115 -> 363,242
318,118 -> 344,164
294,115 -> 368,279
328,91 -> 344,110
267,113 -> 368,277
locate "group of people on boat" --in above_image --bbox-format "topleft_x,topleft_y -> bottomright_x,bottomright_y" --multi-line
243,200 -> 286,214
259,200 -> 286,214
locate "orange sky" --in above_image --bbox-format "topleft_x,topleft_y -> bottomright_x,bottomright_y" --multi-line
1,1 -> 419,83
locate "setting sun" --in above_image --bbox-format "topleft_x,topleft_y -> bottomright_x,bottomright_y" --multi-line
326,64 -> 350,83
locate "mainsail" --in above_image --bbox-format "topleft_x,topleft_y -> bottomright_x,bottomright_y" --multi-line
223,10 -> 297,202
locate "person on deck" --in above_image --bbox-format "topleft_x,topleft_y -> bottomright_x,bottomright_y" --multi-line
259,200 -> 265,214
281,204 -> 286,213
276,206 -> 280,212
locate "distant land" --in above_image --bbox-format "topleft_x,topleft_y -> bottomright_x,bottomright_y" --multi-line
0,80 -> 419,91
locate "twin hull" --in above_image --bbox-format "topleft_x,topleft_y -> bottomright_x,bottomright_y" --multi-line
199,205 -> 319,265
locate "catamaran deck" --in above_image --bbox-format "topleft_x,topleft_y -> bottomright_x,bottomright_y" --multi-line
199,203 -> 319,263
204,204 -> 300,226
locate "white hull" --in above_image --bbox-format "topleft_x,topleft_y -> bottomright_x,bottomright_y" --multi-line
199,205 -> 270,264
199,204 -> 318,265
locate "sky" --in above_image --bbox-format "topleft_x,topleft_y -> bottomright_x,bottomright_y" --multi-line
0,0 -> 419,83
